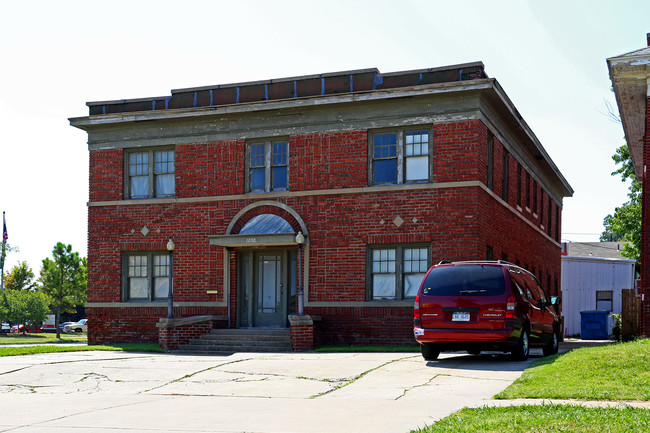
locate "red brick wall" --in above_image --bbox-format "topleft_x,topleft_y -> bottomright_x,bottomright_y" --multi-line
88,202 -> 224,304
642,97 -> 650,336
178,140 -> 246,197
89,149 -> 123,202
159,321 -> 213,350
290,324 -> 314,351
311,306 -> 414,346
433,120 -> 483,183
292,131 -> 368,190
86,306 -> 225,345
87,119 -> 563,345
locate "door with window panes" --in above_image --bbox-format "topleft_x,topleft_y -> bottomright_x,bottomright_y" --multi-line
238,250 -> 297,328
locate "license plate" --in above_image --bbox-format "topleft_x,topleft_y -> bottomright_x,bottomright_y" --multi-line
452,312 -> 470,322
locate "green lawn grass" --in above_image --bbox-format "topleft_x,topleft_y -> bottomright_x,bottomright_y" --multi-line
414,339 -> 650,433
496,339 -> 650,401
0,342 -> 165,357
413,404 -> 650,433
0,332 -> 87,345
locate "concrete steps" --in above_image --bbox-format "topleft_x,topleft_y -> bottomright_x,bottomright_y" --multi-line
176,328 -> 292,354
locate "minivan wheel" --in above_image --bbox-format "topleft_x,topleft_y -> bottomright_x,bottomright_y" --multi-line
543,329 -> 559,356
421,343 -> 440,361
511,329 -> 529,361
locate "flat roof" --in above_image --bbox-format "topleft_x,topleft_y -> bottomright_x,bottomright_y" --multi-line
85,63 -> 487,115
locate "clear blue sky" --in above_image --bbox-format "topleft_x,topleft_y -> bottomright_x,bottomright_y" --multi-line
1,0 -> 648,273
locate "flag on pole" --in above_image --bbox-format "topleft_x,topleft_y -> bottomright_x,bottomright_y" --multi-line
2,212 -> 7,243
0,212 -> 6,270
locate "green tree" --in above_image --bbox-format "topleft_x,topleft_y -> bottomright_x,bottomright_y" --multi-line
0,242 -> 19,292
0,290 -> 49,334
39,243 -> 87,338
601,144 -> 642,262
4,261 -> 36,291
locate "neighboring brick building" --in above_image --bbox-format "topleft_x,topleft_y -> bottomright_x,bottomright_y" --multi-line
608,35 -> 650,336
70,62 -> 573,348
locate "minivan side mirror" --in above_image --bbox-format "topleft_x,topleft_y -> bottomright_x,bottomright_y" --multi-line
550,296 -> 561,306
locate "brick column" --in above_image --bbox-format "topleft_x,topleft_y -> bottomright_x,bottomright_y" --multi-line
156,315 -> 215,350
288,315 -> 314,351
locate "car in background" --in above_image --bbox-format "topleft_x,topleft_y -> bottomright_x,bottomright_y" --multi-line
10,324 -> 43,333
414,260 -> 561,361
59,322 -> 76,332
1,322 -> 10,333
42,314 -> 56,332
63,319 -> 87,334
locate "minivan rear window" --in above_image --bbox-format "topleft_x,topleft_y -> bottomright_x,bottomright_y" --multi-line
420,265 -> 506,296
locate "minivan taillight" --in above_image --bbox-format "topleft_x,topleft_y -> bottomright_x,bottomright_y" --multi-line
414,295 -> 421,327
505,296 -> 516,319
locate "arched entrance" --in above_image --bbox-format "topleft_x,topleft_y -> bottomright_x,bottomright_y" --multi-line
209,202 -> 309,328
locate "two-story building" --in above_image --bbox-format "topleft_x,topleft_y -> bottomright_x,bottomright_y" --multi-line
70,62 -> 573,349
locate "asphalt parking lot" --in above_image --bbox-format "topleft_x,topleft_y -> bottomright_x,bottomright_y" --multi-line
0,347 -> 551,433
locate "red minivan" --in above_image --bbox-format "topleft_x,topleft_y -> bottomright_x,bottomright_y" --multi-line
414,261 -> 561,361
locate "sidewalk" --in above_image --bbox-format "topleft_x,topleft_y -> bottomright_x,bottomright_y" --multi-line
0,350 -> 531,433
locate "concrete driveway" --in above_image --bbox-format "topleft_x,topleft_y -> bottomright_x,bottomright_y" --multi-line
0,349 -> 537,433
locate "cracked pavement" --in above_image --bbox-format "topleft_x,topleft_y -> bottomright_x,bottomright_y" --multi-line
0,350 -> 532,432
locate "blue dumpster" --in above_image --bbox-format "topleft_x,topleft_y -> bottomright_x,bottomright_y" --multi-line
580,310 -> 609,340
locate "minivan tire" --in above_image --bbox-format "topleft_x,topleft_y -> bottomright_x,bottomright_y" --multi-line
421,343 -> 440,361
511,329 -> 529,361
543,329 -> 559,356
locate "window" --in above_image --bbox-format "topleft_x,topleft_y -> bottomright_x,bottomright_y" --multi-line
516,164 -> 522,207
424,266 -> 506,297
126,149 -> 175,199
533,181 -> 538,214
486,134 -> 493,190
525,172 -> 531,209
555,205 -> 560,242
247,140 -> 288,192
595,291 -> 613,311
546,196 -> 553,236
501,151 -> 509,201
370,128 -> 431,185
123,252 -> 170,301
369,245 -> 429,300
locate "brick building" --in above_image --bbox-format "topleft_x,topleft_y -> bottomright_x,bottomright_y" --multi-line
608,35 -> 650,336
70,62 -> 573,349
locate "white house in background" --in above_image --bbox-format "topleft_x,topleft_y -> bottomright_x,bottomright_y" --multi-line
561,242 -> 637,337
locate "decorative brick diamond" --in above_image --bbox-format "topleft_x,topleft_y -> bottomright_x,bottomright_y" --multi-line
141,226 -> 150,236
393,216 -> 404,228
